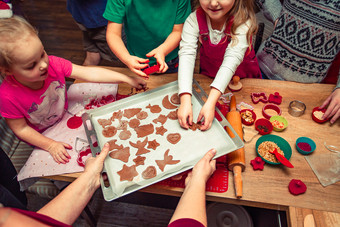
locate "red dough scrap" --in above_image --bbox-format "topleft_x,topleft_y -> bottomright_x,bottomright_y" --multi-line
250,157 -> 265,170
67,115 -> 83,129
288,179 -> 307,195
268,92 -> 282,105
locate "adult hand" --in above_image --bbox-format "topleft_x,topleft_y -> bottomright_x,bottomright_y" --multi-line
177,94 -> 193,129
320,88 -> 340,124
84,143 -> 110,189
197,101 -> 215,131
185,149 -> 216,186
125,55 -> 150,78
47,141 -> 72,164
146,48 -> 168,73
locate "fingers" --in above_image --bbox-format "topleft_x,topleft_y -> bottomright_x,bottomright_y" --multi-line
320,95 -> 331,109
98,143 -> 110,160
330,110 -> 340,124
203,148 -> 217,162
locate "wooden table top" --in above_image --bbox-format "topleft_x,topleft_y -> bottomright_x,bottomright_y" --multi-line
62,67 -> 340,215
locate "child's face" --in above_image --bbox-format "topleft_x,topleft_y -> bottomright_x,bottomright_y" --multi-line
6,34 -> 49,86
200,0 -> 235,24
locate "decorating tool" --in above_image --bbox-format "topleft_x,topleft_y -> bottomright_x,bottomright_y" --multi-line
268,148 -> 294,168
226,95 -> 245,198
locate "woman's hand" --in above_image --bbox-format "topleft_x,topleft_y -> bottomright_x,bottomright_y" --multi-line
47,141 -> 72,164
320,88 -> 340,124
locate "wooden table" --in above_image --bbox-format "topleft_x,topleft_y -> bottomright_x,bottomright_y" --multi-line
56,67 -> 340,227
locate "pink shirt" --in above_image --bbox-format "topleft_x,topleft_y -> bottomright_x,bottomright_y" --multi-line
0,56 -> 72,132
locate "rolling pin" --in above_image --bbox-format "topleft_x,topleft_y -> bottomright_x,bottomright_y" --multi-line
226,95 -> 245,198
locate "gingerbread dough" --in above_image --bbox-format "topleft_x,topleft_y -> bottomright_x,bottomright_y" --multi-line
162,95 -> 177,109
167,133 -> 181,144
134,124 -> 154,138
142,166 -> 157,179
102,126 -> 117,138
109,147 -> 130,163
170,93 -> 180,105
146,104 -> 162,113
117,164 -> 138,181
155,149 -> 180,172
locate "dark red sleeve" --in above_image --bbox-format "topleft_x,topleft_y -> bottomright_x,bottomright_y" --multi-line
168,218 -> 205,227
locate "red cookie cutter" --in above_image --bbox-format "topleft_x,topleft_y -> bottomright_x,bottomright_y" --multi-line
143,64 -> 160,75
262,104 -> 282,119
77,148 -> 92,167
268,92 -> 282,105
251,92 -> 268,104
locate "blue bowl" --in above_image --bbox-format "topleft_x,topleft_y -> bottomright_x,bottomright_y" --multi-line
296,137 -> 316,155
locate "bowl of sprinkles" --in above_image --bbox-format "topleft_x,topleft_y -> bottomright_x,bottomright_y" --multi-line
270,116 -> 288,132
256,135 -> 292,165
240,109 -> 256,126
312,107 -> 329,123
296,137 -> 316,155
255,118 -> 273,135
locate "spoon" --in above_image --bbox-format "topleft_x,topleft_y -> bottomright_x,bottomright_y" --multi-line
269,148 -> 294,168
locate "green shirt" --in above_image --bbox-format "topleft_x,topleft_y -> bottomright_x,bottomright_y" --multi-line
104,0 -> 191,65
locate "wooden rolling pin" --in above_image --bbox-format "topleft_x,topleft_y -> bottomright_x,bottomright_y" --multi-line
226,95 -> 245,198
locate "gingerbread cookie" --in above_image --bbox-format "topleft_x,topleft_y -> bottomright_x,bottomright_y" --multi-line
170,93 -> 180,105
167,110 -> 178,120
117,164 -> 138,181
136,111 -> 148,120
117,120 -> 128,130
119,130 -> 132,140
102,126 -> 117,137
189,122 -> 202,131
146,104 -> 162,113
156,149 -> 180,172
97,118 -> 112,128
109,147 -> 130,163
129,137 -> 150,155
162,95 -> 177,109
110,110 -> 123,121
153,114 -> 168,125
129,118 -> 140,128
155,125 -> 167,136
134,124 -> 154,138
167,133 -> 181,144
147,139 -> 160,150
133,156 -> 146,166
123,108 -> 142,119
142,166 -> 157,179
108,139 -> 123,150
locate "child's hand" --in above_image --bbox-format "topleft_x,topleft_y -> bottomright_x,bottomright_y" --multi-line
146,49 -> 168,73
177,94 -> 193,129
197,102 -> 216,131
320,88 -> 340,124
126,55 -> 150,78
47,141 -> 72,164
128,76 -> 147,90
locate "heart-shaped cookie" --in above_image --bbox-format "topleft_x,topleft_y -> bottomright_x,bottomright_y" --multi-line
251,92 -> 268,104
167,133 -> 181,144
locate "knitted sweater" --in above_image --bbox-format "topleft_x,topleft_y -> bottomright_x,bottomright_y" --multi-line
256,0 -> 340,89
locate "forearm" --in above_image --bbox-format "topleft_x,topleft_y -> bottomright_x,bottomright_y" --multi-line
206,88 -> 222,107
37,171 -> 98,225
169,178 -> 207,226
158,25 -> 183,57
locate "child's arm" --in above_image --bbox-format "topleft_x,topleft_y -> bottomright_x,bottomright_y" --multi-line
106,21 -> 150,78
5,118 -> 71,164
178,93 -> 193,129
197,88 -> 222,131
69,64 -> 147,89
146,24 -> 184,73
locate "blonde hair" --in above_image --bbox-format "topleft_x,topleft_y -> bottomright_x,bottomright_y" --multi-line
0,15 -> 38,71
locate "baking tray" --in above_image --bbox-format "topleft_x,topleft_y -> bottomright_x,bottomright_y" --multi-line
82,80 -> 243,201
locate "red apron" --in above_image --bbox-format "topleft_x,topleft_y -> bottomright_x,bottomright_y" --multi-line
197,7 -> 261,79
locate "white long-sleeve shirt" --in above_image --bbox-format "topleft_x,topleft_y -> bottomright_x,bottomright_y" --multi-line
178,11 -> 251,95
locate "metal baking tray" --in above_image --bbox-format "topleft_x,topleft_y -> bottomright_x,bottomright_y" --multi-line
82,80 -> 243,201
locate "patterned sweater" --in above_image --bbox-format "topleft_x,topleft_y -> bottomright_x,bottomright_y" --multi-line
256,0 -> 340,89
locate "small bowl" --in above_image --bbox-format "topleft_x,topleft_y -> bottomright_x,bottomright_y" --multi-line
312,107 -> 329,123
270,116 -> 288,132
296,137 -> 316,155
240,109 -> 256,126
256,134 -> 292,165
255,118 -> 273,135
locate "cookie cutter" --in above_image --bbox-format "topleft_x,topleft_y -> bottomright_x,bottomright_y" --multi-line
251,92 -> 268,104
236,102 -> 254,111
288,100 -> 306,117
220,92 -> 233,104
262,104 -> 281,119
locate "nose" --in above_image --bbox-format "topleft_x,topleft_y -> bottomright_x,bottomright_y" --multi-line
210,0 -> 219,7
39,60 -> 48,71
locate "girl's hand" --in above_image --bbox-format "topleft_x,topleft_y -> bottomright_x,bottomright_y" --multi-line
197,102 -> 216,131
146,48 -> 168,73
177,94 -> 193,129
125,55 -> 150,78
320,88 -> 340,124
47,141 -> 72,164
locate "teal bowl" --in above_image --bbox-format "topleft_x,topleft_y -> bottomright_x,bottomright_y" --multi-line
256,134 -> 292,165
296,137 -> 316,155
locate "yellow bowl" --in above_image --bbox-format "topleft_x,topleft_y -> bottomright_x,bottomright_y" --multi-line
270,116 -> 288,132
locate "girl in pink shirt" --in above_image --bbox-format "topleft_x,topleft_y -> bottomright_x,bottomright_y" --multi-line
0,16 -> 146,164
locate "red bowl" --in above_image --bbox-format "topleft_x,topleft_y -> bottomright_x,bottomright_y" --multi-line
255,118 -> 273,135
240,109 -> 256,126
312,107 -> 329,123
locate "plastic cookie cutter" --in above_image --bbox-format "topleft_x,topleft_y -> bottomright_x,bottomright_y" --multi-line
262,103 -> 282,119
324,142 -> 340,153
251,92 -> 268,104
75,137 -> 92,167
143,64 -> 160,78
236,101 -> 254,112
268,92 -> 282,105
220,92 -> 233,104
